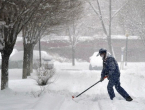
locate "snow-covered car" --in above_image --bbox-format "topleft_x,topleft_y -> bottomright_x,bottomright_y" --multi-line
9,50 -> 53,69
89,52 -> 103,70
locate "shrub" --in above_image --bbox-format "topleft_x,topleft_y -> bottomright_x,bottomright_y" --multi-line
32,61 -> 55,86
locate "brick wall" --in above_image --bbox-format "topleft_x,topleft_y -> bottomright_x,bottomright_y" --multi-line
15,39 -> 145,62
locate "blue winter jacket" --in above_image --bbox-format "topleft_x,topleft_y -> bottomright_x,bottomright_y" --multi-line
101,54 -> 120,80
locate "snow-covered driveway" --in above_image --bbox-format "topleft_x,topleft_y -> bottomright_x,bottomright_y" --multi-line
28,91 -> 145,110
0,62 -> 145,110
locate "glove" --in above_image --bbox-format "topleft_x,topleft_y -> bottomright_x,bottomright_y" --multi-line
105,75 -> 110,80
100,77 -> 104,82
107,75 -> 109,80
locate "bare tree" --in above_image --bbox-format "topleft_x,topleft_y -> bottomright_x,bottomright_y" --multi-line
66,2 -> 83,66
88,0 -> 129,56
120,0 -> 145,47
67,23 -> 80,66
22,2 -> 50,78
0,0 -> 43,90
22,0 -> 84,78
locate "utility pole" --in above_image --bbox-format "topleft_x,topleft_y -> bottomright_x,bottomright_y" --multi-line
39,23 -> 42,67
39,38 -> 41,67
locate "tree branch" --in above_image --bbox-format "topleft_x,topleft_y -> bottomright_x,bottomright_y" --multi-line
88,2 -> 100,17
111,0 -> 129,20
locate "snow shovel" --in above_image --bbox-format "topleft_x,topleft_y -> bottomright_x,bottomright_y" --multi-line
72,76 -> 108,99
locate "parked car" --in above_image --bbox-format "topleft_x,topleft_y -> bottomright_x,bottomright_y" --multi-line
89,52 -> 103,70
9,50 -> 54,69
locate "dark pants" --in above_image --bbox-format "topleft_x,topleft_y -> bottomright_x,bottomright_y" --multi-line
107,78 -> 129,100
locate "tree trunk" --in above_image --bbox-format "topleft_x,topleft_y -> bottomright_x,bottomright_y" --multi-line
22,44 -> 33,79
107,36 -> 113,56
23,45 -> 29,79
72,46 -> 75,66
108,0 -> 114,57
30,45 -> 34,73
1,52 -> 10,90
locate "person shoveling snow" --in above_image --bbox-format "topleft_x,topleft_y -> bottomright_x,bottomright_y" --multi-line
98,48 -> 133,101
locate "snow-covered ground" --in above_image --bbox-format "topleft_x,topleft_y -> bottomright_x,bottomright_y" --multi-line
0,62 -> 145,110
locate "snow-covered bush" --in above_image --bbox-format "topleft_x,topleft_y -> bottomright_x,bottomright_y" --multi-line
35,65 -> 55,86
32,59 -> 55,86
31,62 -> 55,97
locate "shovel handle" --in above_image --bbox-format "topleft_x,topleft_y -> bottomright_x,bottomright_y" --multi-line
72,76 -> 108,99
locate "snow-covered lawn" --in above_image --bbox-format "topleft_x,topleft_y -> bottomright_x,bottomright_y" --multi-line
0,62 -> 145,110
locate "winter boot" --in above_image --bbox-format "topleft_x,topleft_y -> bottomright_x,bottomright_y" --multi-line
126,96 -> 133,101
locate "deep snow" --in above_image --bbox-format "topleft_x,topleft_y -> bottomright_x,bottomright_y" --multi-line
0,62 -> 145,110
